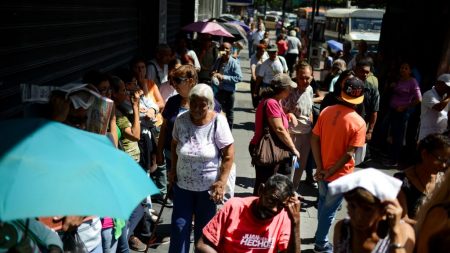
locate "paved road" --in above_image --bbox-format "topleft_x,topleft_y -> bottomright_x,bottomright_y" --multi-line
142,46 -> 397,253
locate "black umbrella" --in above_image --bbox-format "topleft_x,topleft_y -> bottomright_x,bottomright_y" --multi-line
218,22 -> 248,46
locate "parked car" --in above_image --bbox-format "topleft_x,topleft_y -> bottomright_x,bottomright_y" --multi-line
264,15 -> 278,30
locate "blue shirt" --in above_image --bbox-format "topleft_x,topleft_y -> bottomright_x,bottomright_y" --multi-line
212,57 -> 243,92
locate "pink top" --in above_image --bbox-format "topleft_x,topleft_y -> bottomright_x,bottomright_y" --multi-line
250,98 -> 289,145
277,40 -> 288,55
202,197 -> 291,252
101,217 -> 114,229
389,78 -> 422,109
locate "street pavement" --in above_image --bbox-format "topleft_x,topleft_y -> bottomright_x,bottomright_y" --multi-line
141,45 -> 398,253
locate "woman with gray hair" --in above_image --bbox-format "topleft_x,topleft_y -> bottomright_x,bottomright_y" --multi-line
168,83 -> 235,253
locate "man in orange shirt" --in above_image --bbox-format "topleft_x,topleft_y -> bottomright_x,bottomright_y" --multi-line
311,75 -> 366,253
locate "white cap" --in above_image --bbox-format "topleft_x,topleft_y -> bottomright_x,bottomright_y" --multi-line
328,168 -> 402,201
437,73 -> 450,87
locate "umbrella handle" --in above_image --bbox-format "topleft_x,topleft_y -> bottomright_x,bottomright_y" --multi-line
145,185 -> 172,252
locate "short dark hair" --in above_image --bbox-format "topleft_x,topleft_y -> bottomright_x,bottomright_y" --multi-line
263,174 -> 295,201
356,56 -> 373,69
417,134 -> 450,163
129,56 -> 146,69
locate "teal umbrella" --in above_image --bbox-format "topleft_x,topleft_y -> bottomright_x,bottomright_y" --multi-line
0,118 -> 159,221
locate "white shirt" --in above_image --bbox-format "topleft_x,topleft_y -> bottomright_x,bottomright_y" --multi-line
419,87 -> 449,140
257,57 -> 288,84
250,52 -> 269,78
146,60 -> 168,86
173,112 -> 234,191
286,36 -> 302,54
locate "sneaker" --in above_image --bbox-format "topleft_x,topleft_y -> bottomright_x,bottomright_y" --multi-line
314,242 -> 333,253
129,236 -> 147,252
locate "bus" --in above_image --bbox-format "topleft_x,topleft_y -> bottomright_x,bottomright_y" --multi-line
324,8 -> 385,53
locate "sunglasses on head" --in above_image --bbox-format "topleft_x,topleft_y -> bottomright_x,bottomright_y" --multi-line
173,76 -> 188,85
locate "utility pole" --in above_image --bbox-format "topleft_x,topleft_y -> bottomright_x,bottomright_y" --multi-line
281,0 -> 288,28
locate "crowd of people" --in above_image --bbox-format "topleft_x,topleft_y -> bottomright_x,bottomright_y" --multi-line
2,17 -> 450,253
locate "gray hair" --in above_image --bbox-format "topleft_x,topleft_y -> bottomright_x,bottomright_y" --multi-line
189,83 -> 215,110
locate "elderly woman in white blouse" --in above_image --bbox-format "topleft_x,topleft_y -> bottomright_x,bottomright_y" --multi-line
168,83 -> 234,253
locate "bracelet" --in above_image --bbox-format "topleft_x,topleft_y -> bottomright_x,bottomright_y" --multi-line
389,243 -> 405,249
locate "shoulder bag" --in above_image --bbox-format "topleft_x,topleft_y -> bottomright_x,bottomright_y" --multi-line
253,100 -> 292,167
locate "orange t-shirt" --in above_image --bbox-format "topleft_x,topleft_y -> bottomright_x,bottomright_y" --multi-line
144,79 -> 164,127
202,197 -> 291,253
312,104 -> 366,182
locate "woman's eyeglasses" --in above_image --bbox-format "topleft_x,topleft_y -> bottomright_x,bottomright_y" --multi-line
172,77 -> 188,85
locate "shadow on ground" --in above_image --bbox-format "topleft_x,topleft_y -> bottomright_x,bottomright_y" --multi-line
233,121 -> 254,131
236,176 -> 255,189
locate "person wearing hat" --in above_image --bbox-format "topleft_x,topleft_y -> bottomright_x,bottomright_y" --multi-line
255,44 -> 288,99
310,74 -> 367,253
249,73 -> 300,196
418,73 -> 450,141
329,169 -> 415,253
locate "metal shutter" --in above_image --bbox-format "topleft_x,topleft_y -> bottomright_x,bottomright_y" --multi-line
0,1 -> 140,118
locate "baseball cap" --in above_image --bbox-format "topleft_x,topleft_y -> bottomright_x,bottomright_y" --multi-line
437,73 -> 450,87
340,76 -> 364,105
266,44 -> 278,52
271,73 -> 297,89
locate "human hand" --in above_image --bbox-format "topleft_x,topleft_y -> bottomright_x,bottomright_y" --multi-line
130,90 -> 141,107
314,169 -> 325,181
292,148 -> 300,159
383,199 -> 403,231
210,181 -> 225,204
54,216 -> 85,232
366,132 -> 372,141
288,113 -> 298,127
145,108 -> 156,120
285,194 -> 301,225
213,73 -> 224,81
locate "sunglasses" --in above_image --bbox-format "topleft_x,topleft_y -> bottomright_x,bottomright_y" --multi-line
172,77 -> 188,85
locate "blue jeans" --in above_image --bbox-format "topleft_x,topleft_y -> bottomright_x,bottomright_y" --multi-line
315,180 -> 343,247
168,184 -> 217,253
90,243 -> 103,253
126,204 -> 144,240
101,228 -> 118,253
116,223 -> 129,253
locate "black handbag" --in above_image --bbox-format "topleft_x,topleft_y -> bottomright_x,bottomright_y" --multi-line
252,100 -> 292,167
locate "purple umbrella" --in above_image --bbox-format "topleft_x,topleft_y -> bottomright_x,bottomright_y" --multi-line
182,21 -> 234,38
230,20 -> 251,33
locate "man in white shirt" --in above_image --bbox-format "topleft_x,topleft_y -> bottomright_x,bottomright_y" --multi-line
255,44 -> 288,94
419,74 -> 450,140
